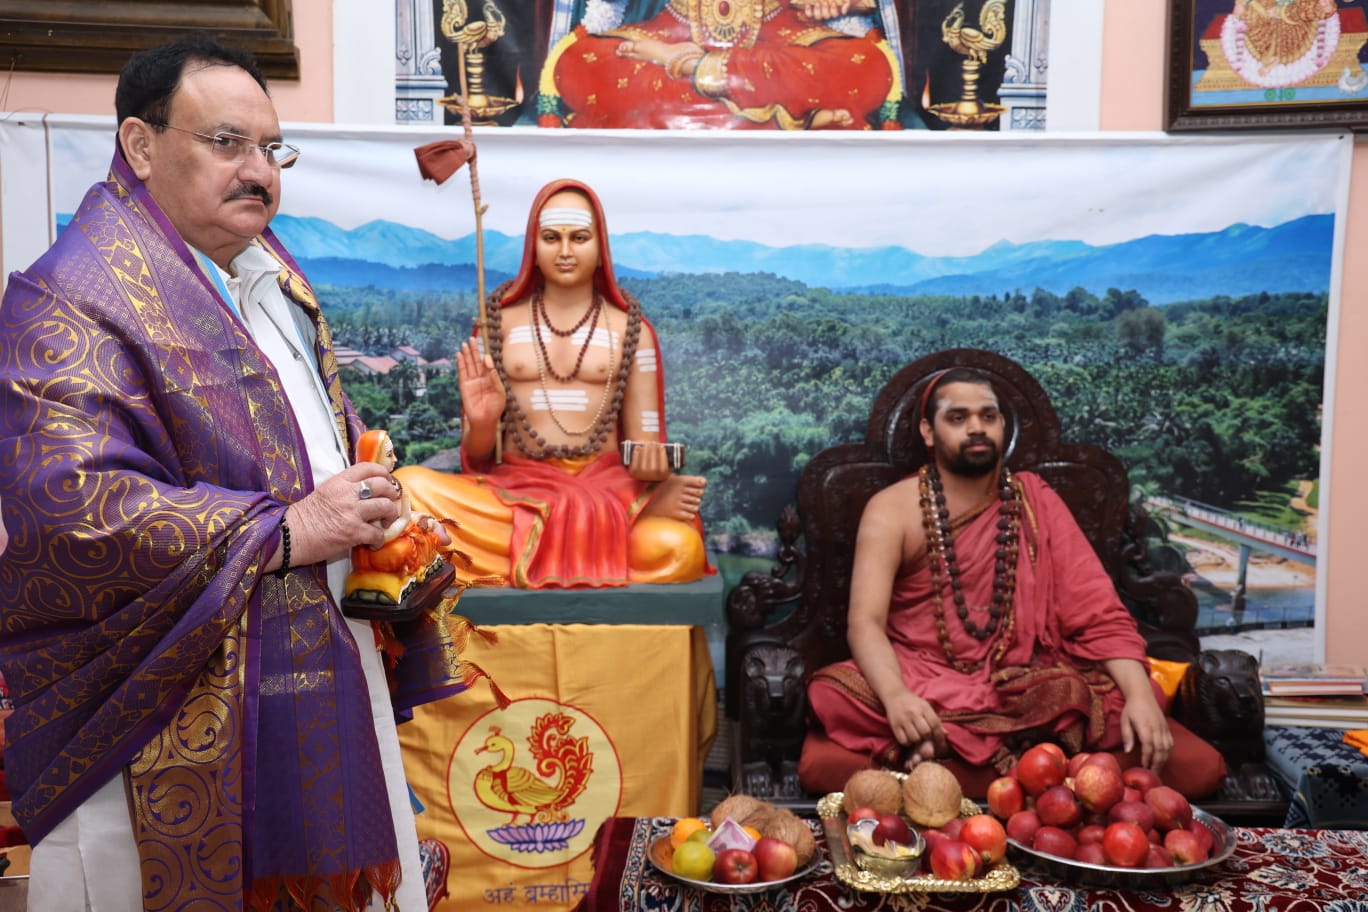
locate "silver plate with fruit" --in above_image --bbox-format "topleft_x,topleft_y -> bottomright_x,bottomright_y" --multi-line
1006,805 -> 1236,889
817,793 -> 1022,895
646,833 -> 822,895
996,744 -> 1238,888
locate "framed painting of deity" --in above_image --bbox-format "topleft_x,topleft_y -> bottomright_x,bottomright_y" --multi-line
1167,0 -> 1368,131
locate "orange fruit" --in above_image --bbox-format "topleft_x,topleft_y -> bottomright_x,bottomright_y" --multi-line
742,825 -> 762,842
671,840 -> 715,881
670,817 -> 709,849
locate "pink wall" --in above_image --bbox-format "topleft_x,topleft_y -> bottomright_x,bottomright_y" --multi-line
1103,5 -> 1363,665
0,2 -> 334,121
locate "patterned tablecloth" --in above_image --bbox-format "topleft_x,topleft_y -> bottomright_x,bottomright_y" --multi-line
574,815 -> 1368,911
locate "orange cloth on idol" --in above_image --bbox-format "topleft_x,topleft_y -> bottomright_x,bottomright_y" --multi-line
398,454 -> 705,589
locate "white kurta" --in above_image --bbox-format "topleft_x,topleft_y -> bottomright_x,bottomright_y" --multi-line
28,245 -> 427,912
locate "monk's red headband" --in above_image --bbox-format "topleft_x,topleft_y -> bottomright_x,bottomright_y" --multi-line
918,367 -> 961,424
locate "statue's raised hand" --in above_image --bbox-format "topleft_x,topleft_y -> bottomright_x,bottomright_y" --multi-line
457,338 -> 506,429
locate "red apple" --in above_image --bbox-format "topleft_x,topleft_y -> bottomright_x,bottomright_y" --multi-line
986,776 -> 1026,820
1102,821 -> 1150,868
713,848 -> 759,884
1066,751 -> 1093,778
929,838 -> 980,880
1144,786 -> 1193,831
940,816 -> 965,840
872,813 -> 913,847
1005,809 -> 1041,846
1031,825 -> 1078,861
1122,766 -> 1163,795
1164,827 -> 1209,865
1107,799 -> 1155,834
920,828 -> 949,872
1144,844 -> 1175,868
1074,842 -> 1108,865
1121,786 -> 1143,804
1017,743 -> 1067,796
752,836 -> 798,882
1081,752 -> 1123,777
1037,742 -> 1067,764
1034,784 -> 1083,829
846,806 -> 880,825
959,814 -> 1007,867
1073,763 -> 1125,814
1075,823 -> 1106,845
1187,819 -> 1215,856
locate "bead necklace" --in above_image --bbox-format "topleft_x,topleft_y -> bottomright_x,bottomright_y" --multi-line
534,309 -> 616,437
919,463 -> 1022,674
486,284 -> 642,460
532,290 -> 603,383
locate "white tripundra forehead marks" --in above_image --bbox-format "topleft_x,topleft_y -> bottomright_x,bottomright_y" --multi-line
539,208 -> 594,229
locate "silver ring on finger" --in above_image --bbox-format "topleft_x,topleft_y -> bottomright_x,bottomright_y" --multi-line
358,479 -> 374,500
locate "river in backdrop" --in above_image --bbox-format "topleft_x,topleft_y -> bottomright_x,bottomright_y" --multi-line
1192,584 -> 1314,634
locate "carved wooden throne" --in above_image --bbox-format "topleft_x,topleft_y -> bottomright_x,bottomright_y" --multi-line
723,349 -> 1285,823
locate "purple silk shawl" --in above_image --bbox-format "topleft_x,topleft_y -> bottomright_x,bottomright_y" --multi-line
0,147 -> 467,910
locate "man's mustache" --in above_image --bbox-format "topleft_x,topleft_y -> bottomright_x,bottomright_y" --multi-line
227,184 -> 273,206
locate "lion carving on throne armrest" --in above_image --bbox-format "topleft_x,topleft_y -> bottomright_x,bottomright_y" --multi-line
1173,648 -> 1266,766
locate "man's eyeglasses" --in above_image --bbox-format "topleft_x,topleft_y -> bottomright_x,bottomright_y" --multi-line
153,123 -> 301,169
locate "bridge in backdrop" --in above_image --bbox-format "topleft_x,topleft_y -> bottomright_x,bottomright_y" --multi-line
1148,494 -> 1315,612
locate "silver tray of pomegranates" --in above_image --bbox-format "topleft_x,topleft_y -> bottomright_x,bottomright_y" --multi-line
817,794 -> 1021,894
1005,806 -> 1236,889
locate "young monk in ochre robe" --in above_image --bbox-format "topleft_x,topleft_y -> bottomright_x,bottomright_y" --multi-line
807,368 -> 1227,799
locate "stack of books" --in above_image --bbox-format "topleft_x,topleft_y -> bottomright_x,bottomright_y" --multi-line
1260,663 -> 1368,729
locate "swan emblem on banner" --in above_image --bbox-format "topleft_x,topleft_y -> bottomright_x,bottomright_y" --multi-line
449,697 -> 622,864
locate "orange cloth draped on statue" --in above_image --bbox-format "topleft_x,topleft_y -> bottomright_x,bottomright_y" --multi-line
398,452 -> 705,589
809,472 -> 1156,770
545,0 -> 898,129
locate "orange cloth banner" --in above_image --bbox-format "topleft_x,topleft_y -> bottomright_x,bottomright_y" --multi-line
399,623 -> 717,911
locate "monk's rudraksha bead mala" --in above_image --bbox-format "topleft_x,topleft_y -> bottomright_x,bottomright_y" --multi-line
919,463 -> 1022,673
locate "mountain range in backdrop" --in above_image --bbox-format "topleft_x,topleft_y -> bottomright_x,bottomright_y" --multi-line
52,212 -> 1331,304
263,213 -> 1331,305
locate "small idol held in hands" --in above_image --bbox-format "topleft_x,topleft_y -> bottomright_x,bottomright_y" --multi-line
344,429 -> 455,616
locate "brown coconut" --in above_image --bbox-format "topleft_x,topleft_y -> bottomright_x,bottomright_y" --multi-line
738,804 -> 778,835
707,793 -> 769,832
900,761 -> 964,828
841,768 -> 903,816
762,806 -> 817,867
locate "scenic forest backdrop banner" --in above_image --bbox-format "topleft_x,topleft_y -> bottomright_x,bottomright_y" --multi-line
7,121 -> 1349,629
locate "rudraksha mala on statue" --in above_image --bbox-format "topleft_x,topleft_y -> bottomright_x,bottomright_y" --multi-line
919,463 -> 1022,673
484,283 -> 642,461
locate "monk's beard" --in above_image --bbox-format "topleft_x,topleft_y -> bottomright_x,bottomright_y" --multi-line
946,436 -> 999,478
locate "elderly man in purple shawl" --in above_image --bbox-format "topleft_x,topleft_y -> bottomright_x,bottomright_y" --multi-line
0,35 -> 475,911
